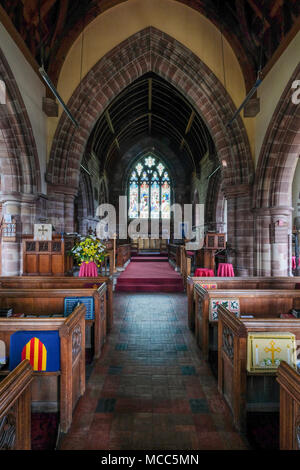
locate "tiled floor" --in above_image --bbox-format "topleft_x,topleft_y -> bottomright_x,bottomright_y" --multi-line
59,293 -> 249,450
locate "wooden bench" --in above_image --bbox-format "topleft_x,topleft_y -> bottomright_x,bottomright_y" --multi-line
0,275 -> 113,332
188,276 -> 300,331
116,244 -> 131,268
277,361 -> 300,450
218,305 -> 300,432
0,286 -> 107,360
0,359 -> 33,449
0,303 -> 85,433
195,285 -> 300,361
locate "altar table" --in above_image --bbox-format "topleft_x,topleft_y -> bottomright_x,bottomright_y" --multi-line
217,263 -> 235,277
79,261 -> 98,277
194,268 -> 214,277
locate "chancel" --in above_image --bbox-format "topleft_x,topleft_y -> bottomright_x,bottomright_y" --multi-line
0,0 -> 299,452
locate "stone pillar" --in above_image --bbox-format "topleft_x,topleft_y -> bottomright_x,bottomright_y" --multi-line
223,184 -> 254,276
47,185 -> 77,233
0,194 -> 38,275
1,199 -> 21,275
64,194 -> 75,233
253,206 -> 293,277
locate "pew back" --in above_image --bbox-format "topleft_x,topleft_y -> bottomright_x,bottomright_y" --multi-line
195,285 -> 300,359
187,276 -> 300,330
0,285 -> 107,359
218,305 -> 300,432
0,276 -> 113,331
0,304 -> 86,433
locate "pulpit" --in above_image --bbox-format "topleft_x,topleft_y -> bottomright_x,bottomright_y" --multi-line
22,235 -> 74,276
196,233 -> 226,272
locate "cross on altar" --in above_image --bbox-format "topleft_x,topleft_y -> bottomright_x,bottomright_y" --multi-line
39,225 -> 49,237
34,223 -> 52,241
264,340 -> 281,364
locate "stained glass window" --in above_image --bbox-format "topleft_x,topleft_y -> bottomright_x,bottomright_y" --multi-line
128,155 -> 171,219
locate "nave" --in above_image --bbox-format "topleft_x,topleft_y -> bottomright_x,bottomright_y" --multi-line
59,292 -> 248,451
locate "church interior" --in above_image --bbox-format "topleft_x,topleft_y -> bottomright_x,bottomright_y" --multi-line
0,0 -> 300,452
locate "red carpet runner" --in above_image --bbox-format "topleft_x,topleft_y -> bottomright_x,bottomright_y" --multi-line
116,255 -> 184,292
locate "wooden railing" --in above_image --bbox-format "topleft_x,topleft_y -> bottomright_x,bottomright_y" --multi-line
277,361 -> 300,450
0,360 -> 33,450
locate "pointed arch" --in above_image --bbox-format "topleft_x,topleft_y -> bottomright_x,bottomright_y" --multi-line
0,47 -> 41,196
47,27 -> 253,194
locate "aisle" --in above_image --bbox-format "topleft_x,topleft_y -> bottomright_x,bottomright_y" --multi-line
59,293 -> 248,450
115,256 -> 184,292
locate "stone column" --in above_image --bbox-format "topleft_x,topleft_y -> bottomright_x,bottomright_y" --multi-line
1,199 -> 21,275
253,206 -> 293,277
223,184 -> 254,276
0,193 -> 38,275
47,184 -> 77,233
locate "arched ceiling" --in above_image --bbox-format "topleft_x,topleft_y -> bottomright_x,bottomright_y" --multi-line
1,0 -> 299,90
85,72 -> 215,175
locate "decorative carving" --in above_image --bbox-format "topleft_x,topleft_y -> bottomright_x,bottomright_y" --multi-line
296,415 -> 300,450
26,241 -> 36,252
222,325 -> 234,362
0,412 -> 16,450
72,325 -> 82,362
100,296 -> 105,320
52,242 -> 62,252
38,242 -> 49,252
198,298 -> 203,319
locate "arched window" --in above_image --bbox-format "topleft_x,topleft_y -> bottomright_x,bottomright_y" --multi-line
128,156 -> 171,219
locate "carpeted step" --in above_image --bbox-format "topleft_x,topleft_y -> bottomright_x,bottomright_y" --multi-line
116,258 -> 183,293
117,277 -> 182,285
131,256 -> 168,262
115,283 -> 184,292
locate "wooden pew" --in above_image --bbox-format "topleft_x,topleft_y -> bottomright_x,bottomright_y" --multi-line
0,286 -> 107,360
180,247 -> 193,289
218,305 -> 300,432
0,304 -> 85,433
277,361 -> 300,450
116,244 -> 131,268
188,275 -> 300,331
0,275 -> 114,332
168,243 -> 181,270
0,360 -> 33,450
194,285 -> 300,360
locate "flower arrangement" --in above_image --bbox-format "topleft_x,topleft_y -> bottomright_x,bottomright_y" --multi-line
70,236 -> 107,267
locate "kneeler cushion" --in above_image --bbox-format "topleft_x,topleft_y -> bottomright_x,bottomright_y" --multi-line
9,331 -> 60,372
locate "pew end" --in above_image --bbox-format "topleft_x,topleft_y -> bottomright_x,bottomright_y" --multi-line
0,359 -> 33,450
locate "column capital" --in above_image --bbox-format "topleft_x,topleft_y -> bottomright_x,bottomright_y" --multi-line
0,192 -> 38,204
222,183 -> 252,199
47,183 -> 78,197
253,206 -> 293,217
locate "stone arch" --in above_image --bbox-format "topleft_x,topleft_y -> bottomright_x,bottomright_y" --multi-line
253,63 -> 300,276
0,48 -> 41,275
0,48 -> 41,196
254,63 -> 300,210
47,27 -> 253,194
